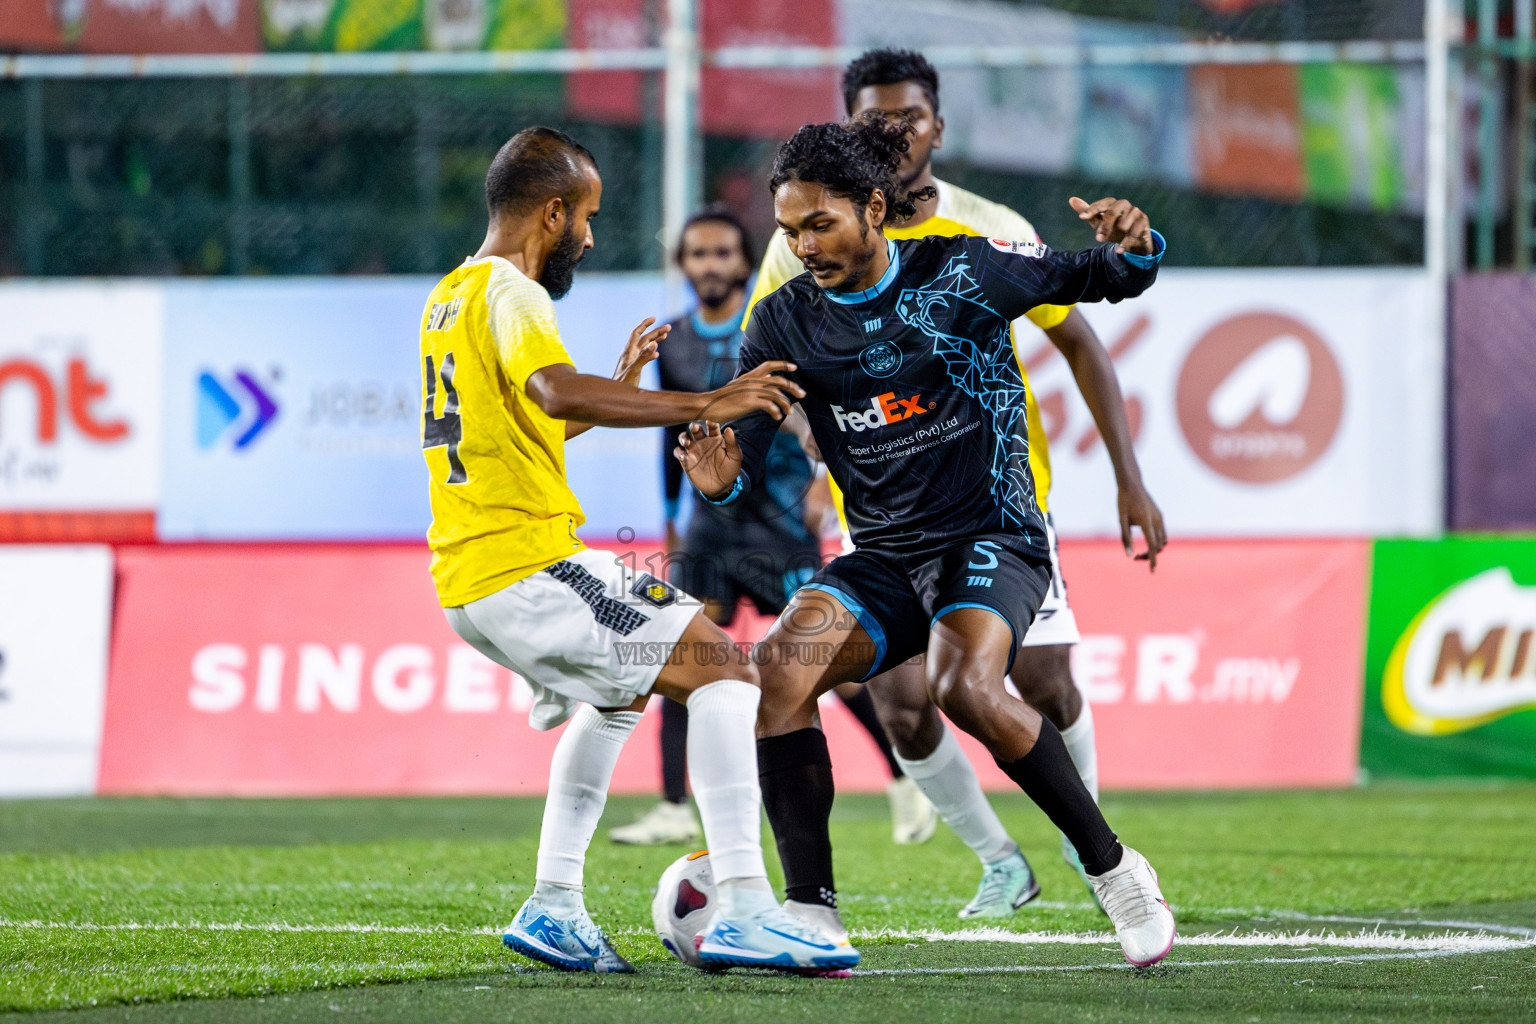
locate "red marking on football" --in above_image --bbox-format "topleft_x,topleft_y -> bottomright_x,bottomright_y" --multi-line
674,878 -> 710,918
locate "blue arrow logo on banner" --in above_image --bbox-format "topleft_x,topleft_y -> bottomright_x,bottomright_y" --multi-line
197,370 -> 279,450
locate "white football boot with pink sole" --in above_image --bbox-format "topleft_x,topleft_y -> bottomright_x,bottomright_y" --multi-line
1089,846 -> 1176,967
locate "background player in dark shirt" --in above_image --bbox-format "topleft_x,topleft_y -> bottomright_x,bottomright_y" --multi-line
609,207 -> 920,846
677,115 -> 1176,967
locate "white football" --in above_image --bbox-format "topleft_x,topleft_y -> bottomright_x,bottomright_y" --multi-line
651,850 -> 716,966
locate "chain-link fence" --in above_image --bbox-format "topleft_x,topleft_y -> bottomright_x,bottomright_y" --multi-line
4,0 -> 1529,276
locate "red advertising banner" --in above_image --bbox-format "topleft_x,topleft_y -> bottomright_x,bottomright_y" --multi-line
1190,64 -> 1305,202
698,0 -> 839,137
0,0 -> 65,50
565,0 -> 838,136
2,0 -> 262,54
98,545 -> 666,796
98,540 -> 1368,796
1050,537 -> 1369,789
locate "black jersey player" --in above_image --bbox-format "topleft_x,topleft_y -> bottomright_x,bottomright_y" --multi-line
611,207 -> 921,847
677,115 -> 1176,967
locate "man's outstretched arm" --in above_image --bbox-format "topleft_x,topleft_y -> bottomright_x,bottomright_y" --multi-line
527,360 -> 802,430
564,317 -> 667,440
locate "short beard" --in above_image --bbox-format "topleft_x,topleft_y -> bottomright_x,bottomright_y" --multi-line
897,143 -> 932,192
829,212 -> 878,292
695,273 -> 750,310
538,223 -> 585,300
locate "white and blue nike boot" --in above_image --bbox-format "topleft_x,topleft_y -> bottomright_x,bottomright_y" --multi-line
696,895 -> 860,974
502,894 -> 634,973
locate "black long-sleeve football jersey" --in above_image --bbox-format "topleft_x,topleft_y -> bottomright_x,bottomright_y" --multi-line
716,232 -> 1162,565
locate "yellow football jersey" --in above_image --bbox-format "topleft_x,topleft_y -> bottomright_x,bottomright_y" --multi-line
420,256 -> 586,607
745,178 -> 1070,520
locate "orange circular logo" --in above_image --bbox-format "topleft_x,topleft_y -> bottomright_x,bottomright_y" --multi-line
1175,312 -> 1343,484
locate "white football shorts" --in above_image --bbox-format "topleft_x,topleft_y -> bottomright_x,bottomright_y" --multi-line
443,547 -> 699,730
837,512 -> 1080,648
1021,513 -> 1080,647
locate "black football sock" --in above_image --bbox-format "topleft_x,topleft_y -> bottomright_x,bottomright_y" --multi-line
838,687 -> 905,779
994,718 -> 1123,876
660,696 -> 689,805
758,728 -> 837,908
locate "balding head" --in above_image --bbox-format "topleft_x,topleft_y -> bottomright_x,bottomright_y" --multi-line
484,126 -> 598,220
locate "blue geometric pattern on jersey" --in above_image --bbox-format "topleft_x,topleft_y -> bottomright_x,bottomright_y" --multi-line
895,256 -> 1040,533
543,560 -> 651,636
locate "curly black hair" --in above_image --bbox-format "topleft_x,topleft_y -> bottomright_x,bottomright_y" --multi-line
841,47 -> 940,117
768,113 -> 937,226
484,126 -> 597,219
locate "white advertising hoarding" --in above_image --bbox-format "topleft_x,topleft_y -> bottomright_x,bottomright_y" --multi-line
0,545 -> 114,795
0,282 -> 164,511
1030,268 -> 1441,538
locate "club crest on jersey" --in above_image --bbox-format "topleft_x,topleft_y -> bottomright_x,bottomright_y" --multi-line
858,339 -> 902,378
988,238 -> 1048,258
831,391 -> 926,432
630,573 -> 677,608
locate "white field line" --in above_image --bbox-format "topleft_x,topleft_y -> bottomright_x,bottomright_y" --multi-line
858,926 -> 1530,952
854,947 -> 1503,976
1225,909 -> 1536,941
1,919 -> 1531,953
0,920 -> 500,936
0,948 -> 1515,979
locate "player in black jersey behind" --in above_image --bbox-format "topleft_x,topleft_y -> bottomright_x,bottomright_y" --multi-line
611,206 -> 925,847
676,114 -> 1176,967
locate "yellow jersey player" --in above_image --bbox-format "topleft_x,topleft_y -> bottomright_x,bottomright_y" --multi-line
422,126 -> 856,974
744,49 -> 1167,921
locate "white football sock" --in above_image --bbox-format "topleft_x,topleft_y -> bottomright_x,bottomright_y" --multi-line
1059,700 -> 1100,802
685,679 -> 771,887
896,724 -> 1017,866
716,876 -> 776,918
534,704 -> 641,889
532,880 -> 584,916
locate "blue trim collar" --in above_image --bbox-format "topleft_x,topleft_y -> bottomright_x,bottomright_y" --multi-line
689,310 -> 742,338
825,239 -> 900,305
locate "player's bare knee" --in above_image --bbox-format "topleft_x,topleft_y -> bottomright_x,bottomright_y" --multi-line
927,666 -> 985,723
1009,647 -> 1080,729
878,702 -> 926,746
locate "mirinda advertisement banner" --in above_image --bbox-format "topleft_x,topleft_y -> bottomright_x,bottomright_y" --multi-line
97,539 -> 1368,795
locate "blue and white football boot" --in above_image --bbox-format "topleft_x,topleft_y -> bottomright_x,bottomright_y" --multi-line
696,900 -> 860,974
502,895 -> 634,973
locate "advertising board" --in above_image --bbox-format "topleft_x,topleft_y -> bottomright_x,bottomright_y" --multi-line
157,274 -> 666,542
96,539 -> 1368,795
0,282 -> 163,541
0,546 -> 114,796
1036,269 -> 1440,539
98,544 -> 667,795
1362,538 -> 1536,779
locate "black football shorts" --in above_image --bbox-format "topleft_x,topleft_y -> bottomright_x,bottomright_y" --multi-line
796,531 -> 1051,681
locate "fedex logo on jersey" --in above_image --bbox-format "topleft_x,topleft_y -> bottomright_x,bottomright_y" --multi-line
831,392 -> 927,432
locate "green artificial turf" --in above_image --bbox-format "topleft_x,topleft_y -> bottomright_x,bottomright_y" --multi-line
2,784 -> 1534,1022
